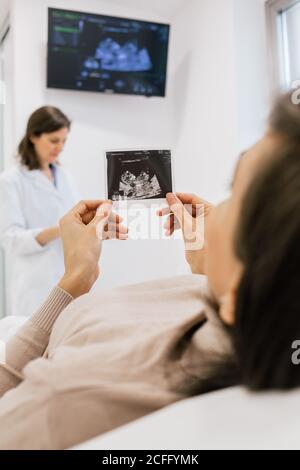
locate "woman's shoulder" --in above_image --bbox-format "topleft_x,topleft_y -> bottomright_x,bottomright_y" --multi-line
0,165 -> 25,185
119,274 -> 209,295
84,274 -> 211,312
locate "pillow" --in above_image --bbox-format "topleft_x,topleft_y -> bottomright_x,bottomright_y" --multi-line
73,386 -> 300,450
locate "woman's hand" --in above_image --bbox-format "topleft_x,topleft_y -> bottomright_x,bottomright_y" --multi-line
58,200 -> 128,298
35,226 -> 60,246
157,193 -> 213,275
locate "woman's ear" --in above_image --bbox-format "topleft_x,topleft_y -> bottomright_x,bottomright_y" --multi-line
219,265 -> 243,326
29,134 -> 38,145
219,289 -> 237,325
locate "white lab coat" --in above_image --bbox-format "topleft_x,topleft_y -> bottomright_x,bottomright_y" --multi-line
0,164 -> 79,317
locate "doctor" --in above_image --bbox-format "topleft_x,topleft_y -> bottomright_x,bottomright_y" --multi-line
0,106 -> 79,317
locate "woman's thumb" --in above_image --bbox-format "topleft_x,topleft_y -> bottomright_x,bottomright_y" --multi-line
167,192 -> 196,241
166,193 -> 186,227
91,201 -> 113,239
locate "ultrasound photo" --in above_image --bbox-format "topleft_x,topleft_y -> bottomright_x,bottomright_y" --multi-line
106,150 -> 173,201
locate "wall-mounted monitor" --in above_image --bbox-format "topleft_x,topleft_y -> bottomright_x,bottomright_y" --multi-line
47,8 -> 170,97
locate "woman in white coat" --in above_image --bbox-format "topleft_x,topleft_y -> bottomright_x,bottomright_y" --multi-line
0,106 -> 79,317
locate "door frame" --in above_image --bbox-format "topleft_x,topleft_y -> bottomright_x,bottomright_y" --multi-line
0,16 -> 10,318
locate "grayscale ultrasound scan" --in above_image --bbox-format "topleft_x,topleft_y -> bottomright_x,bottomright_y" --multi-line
106,150 -> 173,201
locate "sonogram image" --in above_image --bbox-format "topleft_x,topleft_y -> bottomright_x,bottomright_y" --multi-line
106,150 -> 172,201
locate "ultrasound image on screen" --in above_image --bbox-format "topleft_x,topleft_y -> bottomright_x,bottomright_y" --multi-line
93,38 -> 152,72
106,150 -> 173,201
47,8 -> 170,97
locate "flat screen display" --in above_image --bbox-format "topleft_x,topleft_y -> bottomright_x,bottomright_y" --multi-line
47,8 -> 170,97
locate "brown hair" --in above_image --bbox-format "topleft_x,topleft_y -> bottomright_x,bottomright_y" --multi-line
174,92 -> 300,396
234,92 -> 300,390
18,106 -> 71,170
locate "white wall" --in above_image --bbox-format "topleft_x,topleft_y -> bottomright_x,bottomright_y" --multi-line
0,0 -> 9,25
171,0 -> 240,203
8,0 -> 189,292
10,0 -> 175,188
4,0 -> 270,294
233,0 -> 270,150
170,0 -> 270,202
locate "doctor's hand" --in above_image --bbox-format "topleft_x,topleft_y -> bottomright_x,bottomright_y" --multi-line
58,200 -> 128,298
157,193 -> 213,275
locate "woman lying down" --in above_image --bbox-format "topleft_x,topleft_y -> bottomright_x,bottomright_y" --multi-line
0,93 -> 300,450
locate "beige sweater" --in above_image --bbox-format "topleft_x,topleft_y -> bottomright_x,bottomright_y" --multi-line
0,275 -> 233,450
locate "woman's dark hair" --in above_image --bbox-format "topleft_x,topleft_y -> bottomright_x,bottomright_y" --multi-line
234,92 -> 300,390
166,93 -> 300,398
18,106 -> 71,170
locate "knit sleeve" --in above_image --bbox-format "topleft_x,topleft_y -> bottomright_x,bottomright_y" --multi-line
0,286 -> 73,397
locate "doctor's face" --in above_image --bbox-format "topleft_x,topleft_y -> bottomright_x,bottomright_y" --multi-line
31,127 -> 69,167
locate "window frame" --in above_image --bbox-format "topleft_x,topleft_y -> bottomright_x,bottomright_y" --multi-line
266,0 -> 300,90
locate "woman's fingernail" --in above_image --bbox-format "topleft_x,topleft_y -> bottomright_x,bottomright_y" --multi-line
97,205 -> 111,217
